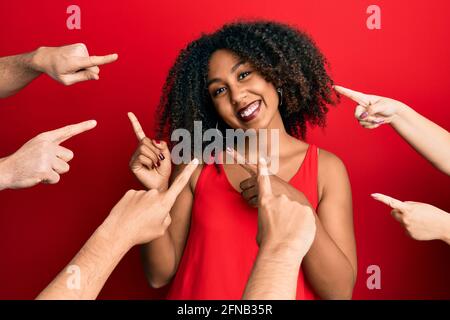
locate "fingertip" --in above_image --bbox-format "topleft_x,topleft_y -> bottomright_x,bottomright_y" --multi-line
84,119 -> 97,129
192,158 -> 199,165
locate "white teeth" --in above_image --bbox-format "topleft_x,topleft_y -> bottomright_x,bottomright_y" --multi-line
239,101 -> 260,118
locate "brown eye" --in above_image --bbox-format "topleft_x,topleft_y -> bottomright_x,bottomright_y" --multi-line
238,71 -> 252,80
213,87 -> 226,97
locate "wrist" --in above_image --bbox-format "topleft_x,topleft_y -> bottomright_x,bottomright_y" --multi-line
259,241 -> 305,264
98,215 -> 134,254
390,102 -> 410,126
29,46 -> 48,73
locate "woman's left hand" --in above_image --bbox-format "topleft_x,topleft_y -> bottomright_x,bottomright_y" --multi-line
240,174 -> 299,207
226,147 -> 312,208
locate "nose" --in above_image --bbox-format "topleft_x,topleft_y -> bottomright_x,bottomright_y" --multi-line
230,86 -> 247,108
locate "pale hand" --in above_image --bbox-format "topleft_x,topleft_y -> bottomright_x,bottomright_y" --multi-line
103,158 -> 199,248
226,147 -> 310,208
372,193 -> 450,242
32,43 -> 118,86
0,120 -> 96,189
256,158 -> 316,257
128,112 -> 171,191
334,85 -> 408,129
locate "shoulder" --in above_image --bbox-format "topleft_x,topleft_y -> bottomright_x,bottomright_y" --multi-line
317,147 -> 350,200
317,148 -> 347,173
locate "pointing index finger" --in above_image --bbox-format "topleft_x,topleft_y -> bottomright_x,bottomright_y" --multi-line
127,112 -> 146,140
371,193 -> 407,211
164,158 -> 199,205
334,85 -> 371,107
257,157 -> 272,201
226,147 -> 256,176
48,120 -> 97,144
77,54 -> 119,69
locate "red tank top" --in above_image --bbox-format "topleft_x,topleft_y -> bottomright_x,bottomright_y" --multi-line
167,144 -> 319,299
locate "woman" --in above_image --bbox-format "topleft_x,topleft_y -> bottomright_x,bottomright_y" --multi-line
130,21 -> 357,299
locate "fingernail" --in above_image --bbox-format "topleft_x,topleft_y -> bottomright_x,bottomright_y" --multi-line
159,154 -> 165,161
226,147 -> 233,154
373,119 -> 384,124
192,158 -> 199,165
157,160 -> 161,167
360,112 -> 368,119
154,140 -> 161,144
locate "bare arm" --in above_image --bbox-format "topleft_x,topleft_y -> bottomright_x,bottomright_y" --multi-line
243,247 -> 302,299
37,223 -> 129,300
334,85 -> 450,175
0,44 -> 117,98
0,51 -> 41,98
301,151 -> 357,299
38,160 -> 198,299
243,158 -> 316,300
141,164 -> 200,288
390,104 -> 450,174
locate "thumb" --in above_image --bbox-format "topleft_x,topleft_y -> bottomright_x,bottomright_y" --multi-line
68,70 -> 100,85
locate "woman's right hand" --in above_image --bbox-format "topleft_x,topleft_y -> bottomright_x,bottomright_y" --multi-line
128,112 -> 172,191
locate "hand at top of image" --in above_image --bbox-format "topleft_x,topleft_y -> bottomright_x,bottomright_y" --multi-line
31,43 -> 118,86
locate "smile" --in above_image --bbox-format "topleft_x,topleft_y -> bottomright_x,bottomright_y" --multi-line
237,100 -> 261,122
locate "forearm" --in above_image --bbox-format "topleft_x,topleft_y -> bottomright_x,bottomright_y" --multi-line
141,232 -> 177,288
243,246 -> 302,300
36,222 -> 130,300
391,104 -> 450,175
302,215 -> 355,299
0,50 -> 42,98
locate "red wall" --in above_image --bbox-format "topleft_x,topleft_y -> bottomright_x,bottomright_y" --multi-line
0,0 -> 449,299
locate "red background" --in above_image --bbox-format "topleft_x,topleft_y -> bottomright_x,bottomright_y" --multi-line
0,0 -> 449,299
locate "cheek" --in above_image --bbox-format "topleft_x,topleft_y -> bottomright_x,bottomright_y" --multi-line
213,100 -> 238,125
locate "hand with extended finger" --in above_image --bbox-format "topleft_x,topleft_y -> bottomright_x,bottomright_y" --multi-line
128,112 -> 171,191
372,193 -> 450,243
225,147 -> 310,208
0,120 -> 96,190
256,158 -> 316,258
334,85 -> 408,129
31,43 -> 118,86
103,159 -> 199,248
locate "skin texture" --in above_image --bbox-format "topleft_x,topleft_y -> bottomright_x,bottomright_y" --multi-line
36,159 -> 199,300
0,43 -> 117,98
335,85 -> 450,245
136,39 -> 357,298
0,120 -> 97,190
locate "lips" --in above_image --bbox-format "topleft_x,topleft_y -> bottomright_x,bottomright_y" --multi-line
237,100 -> 261,122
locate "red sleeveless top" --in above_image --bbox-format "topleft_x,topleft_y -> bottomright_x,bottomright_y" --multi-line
167,144 -> 319,299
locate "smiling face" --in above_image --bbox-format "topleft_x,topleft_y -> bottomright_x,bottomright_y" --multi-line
207,49 -> 282,131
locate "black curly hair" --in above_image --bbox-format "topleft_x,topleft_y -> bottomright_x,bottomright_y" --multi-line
156,20 -> 338,152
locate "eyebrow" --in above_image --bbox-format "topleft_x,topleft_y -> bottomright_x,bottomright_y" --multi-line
207,60 -> 245,86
